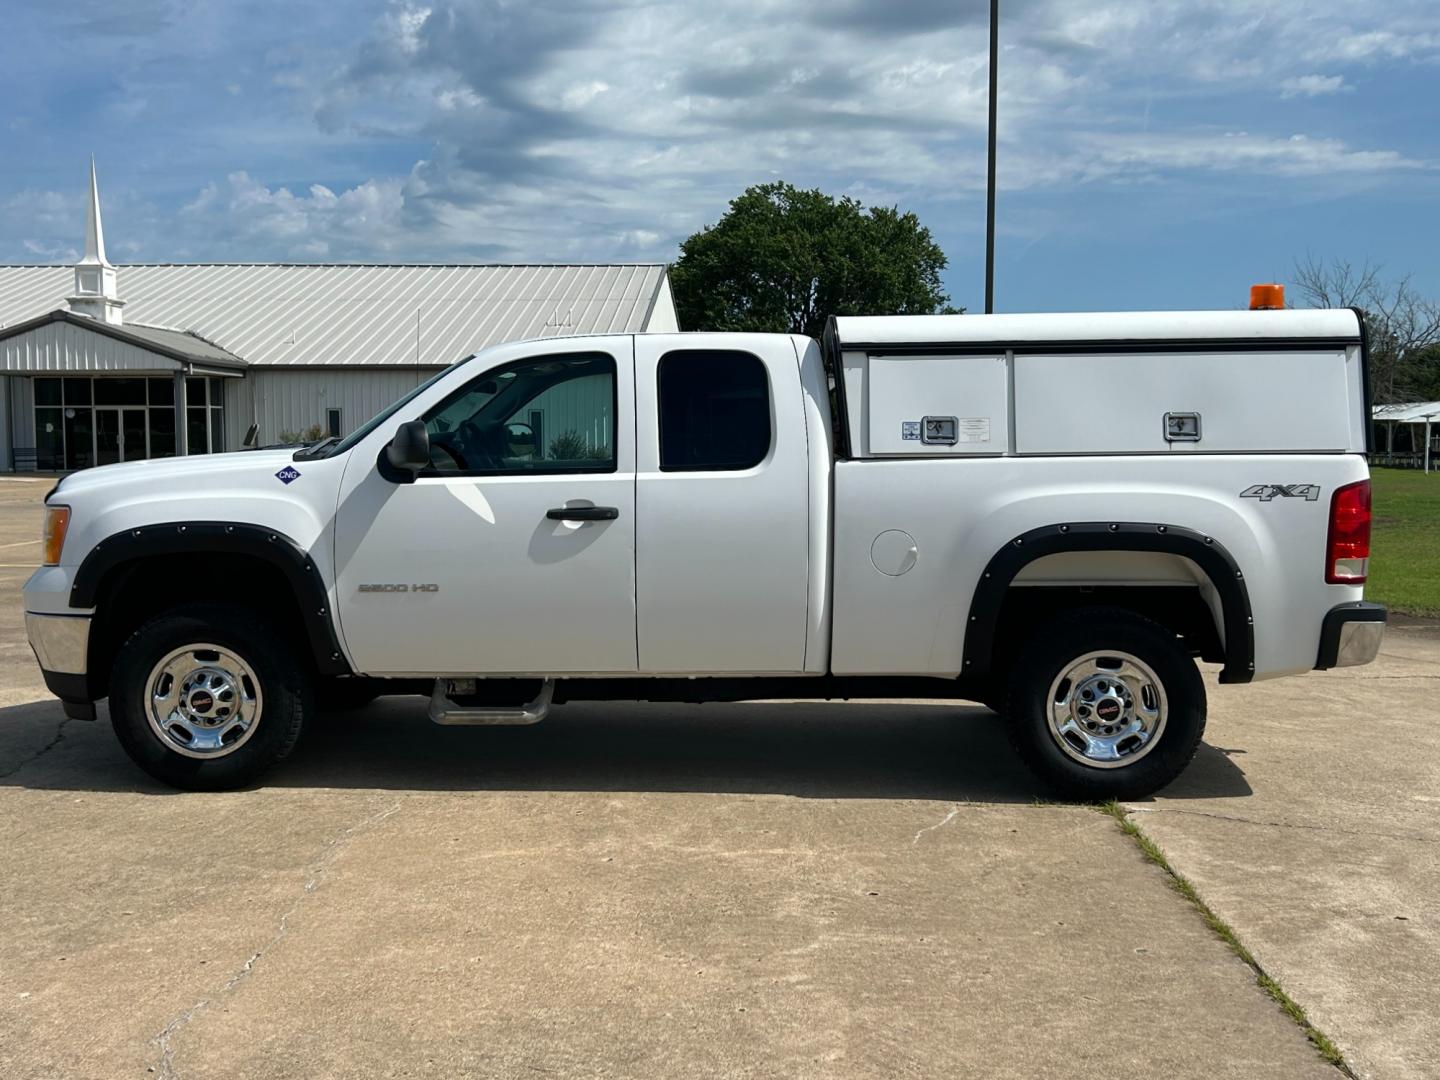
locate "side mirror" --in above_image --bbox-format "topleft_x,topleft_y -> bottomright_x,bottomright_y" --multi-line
384,421 -> 431,481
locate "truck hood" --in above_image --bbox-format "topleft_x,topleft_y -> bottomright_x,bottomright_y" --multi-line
51,449 -> 305,499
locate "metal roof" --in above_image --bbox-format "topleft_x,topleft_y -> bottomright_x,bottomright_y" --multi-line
0,263 -> 668,368
0,309 -> 247,370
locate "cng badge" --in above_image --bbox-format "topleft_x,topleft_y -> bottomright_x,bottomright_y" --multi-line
275,466 -> 301,485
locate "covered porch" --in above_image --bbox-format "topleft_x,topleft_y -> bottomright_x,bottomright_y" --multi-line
0,310 -> 245,472
1372,401 -> 1440,473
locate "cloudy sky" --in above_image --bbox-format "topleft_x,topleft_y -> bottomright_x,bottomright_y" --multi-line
1,0 -> 1436,311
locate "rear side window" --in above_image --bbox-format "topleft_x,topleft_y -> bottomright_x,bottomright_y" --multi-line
658,350 -> 771,471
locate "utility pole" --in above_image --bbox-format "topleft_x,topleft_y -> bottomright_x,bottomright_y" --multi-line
984,0 -> 999,314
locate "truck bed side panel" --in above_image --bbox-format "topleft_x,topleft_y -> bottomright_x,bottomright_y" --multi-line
829,454 -> 1369,679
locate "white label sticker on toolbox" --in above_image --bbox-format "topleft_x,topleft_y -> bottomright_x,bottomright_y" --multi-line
901,421 -> 921,441
957,418 -> 991,443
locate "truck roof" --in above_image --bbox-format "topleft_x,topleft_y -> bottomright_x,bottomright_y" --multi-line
830,308 -> 1362,349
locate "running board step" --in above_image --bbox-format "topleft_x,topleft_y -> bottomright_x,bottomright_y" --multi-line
427,678 -> 555,725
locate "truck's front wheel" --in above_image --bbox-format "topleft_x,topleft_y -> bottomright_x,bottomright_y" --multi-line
110,604 -> 311,790
1004,607 -> 1206,801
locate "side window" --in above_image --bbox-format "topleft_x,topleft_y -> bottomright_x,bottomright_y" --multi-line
658,350 -> 771,471
421,353 -> 616,474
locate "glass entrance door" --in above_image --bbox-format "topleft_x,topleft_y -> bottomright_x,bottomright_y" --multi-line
95,407 -> 149,465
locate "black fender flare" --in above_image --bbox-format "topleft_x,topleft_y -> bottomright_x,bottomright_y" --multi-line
963,522 -> 1255,685
70,521 -> 351,676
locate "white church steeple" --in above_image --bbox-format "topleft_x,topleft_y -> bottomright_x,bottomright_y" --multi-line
66,158 -> 124,325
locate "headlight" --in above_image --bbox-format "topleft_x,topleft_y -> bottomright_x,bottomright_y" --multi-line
42,505 -> 71,566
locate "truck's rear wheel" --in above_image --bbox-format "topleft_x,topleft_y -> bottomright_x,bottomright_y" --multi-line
110,604 -> 311,790
1004,607 -> 1205,800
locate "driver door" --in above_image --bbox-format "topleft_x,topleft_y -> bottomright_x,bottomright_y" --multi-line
334,340 -> 637,676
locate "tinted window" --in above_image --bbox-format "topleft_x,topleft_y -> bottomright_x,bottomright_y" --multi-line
658,350 -> 771,471
422,353 -> 616,475
96,378 -> 147,405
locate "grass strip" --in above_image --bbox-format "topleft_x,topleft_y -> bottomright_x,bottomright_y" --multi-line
1099,801 -> 1354,1076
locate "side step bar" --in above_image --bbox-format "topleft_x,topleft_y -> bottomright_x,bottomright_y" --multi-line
428,678 -> 555,726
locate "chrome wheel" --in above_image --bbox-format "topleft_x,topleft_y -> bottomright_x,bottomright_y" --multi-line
1047,650 -> 1167,770
145,643 -> 263,759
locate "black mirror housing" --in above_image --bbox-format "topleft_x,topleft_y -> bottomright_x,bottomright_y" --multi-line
383,421 -> 430,482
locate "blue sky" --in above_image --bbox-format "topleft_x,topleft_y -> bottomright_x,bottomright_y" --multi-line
1,0 -> 1436,313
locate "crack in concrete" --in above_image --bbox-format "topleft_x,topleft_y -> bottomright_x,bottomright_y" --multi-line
1133,805 -> 1440,846
0,718 -> 69,780
149,800 -> 402,1078
912,806 -> 962,844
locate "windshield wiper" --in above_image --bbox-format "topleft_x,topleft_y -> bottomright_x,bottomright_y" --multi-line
292,436 -> 340,461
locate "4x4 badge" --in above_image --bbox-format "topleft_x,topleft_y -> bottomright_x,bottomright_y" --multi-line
1240,484 -> 1320,502
275,466 -> 301,485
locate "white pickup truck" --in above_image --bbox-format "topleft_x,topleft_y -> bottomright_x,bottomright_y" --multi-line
25,307 -> 1385,797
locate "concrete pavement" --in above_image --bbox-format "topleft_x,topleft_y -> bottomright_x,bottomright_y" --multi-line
1129,629 -> 1440,1080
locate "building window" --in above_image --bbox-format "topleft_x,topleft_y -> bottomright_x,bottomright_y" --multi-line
327,407 -> 343,438
95,378 -> 146,405
657,350 -> 771,471
27,374 -> 229,471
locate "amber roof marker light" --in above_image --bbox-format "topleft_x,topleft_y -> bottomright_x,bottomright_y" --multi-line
1250,283 -> 1285,310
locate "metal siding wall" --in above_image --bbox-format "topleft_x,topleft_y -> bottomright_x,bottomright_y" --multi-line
0,322 -> 182,373
643,274 -> 680,333
246,369 -> 434,442
222,376 -> 257,450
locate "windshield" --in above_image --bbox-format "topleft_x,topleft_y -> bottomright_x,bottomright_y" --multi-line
320,358 -> 469,458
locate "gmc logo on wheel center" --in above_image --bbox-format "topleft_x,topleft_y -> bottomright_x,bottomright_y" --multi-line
1239,484 -> 1321,502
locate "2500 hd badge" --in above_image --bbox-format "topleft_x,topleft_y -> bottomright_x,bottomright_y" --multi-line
358,583 -> 440,593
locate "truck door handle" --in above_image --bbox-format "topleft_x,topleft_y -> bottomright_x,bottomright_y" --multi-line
546,506 -> 620,521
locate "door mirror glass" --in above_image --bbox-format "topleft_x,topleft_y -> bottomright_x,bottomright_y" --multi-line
505,421 -> 536,459
384,420 -> 431,480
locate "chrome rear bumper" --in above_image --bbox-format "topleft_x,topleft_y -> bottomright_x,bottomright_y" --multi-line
1315,602 -> 1387,670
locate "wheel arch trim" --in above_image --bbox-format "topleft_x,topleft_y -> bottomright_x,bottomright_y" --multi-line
70,521 -> 352,679
964,522 -> 1254,685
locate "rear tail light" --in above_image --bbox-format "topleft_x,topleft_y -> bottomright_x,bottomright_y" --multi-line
1325,480 -> 1371,584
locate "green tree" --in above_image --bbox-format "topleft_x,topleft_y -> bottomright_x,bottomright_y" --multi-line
1293,256 -> 1440,403
671,182 -> 958,339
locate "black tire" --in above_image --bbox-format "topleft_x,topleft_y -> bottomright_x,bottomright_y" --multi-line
1004,606 -> 1206,801
109,603 -> 312,790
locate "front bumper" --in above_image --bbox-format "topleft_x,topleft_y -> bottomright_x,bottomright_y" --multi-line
25,612 -> 96,720
1314,602 -> 1387,670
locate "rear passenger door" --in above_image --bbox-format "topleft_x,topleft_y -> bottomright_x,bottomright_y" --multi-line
634,335 -> 811,673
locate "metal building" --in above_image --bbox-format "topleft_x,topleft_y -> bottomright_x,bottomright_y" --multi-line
0,164 -> 677,471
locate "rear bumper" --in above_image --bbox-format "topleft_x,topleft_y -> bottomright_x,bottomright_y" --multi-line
1314,602 -> 1387,670
25,612 -> 97,720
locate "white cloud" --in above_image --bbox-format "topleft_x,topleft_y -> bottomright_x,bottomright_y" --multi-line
4,0 -> 1436,267
1073,131 -> 1423,179
1280,74 -> 1350,98
179,172 -> 410,259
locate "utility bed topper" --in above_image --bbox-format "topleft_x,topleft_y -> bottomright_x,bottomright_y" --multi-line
826,309 -> 1368,459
